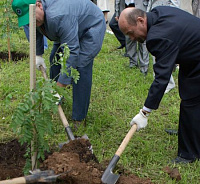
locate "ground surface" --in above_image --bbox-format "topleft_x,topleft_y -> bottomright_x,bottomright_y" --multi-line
0,139 -> 152,184
0,51 -> 28,62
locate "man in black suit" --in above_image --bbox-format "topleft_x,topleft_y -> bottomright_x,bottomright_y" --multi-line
118,6 -> 200,163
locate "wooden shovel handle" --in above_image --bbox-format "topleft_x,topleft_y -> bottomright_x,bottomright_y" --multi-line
115,124 -> 137,157
58,105 -> 70,127
0,177 -> 26,184
39,65 -> 48,79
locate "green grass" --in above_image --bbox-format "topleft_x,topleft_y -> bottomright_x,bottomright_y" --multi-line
0,27 -> 200,183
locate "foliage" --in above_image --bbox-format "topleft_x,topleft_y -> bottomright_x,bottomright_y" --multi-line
0,0 -> 19,38
54,43 -> 80,84
5,42 -> 78,172
10,78 -> 60,169
0,0 -> 19,61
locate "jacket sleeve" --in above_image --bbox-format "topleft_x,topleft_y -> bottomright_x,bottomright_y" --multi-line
51,15 -> 80,84
36,29 -> 44,56
144,38 -> 179,109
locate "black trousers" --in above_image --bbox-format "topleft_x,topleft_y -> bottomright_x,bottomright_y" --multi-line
109,13 -> 125,47
178,95 -> 200,160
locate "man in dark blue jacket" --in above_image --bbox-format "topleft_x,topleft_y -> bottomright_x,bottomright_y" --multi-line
118,6 -> 200,163
12,0 -> 106,127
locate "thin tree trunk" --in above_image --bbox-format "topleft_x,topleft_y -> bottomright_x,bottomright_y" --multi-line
7,28 -> 11,62
6,8 -> 11,62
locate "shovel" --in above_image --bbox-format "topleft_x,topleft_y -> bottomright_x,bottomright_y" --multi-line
0,169 -> 60,184
101,124 -> 137,184
39,66 -> 93,151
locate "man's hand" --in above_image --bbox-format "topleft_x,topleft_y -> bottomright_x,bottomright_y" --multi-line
130,109 -> 149,131
57,82 -> 68,87
57,82 -> 71,89
115,16 -> 119,21
36,55 -> 47,70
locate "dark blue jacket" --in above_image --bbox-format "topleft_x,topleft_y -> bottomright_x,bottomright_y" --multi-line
145,6 -> 200,109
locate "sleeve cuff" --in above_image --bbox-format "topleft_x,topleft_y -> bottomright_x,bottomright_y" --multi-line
143,106 -> 152,113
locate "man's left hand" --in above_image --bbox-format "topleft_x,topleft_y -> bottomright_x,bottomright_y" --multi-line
57,82 -> 68,87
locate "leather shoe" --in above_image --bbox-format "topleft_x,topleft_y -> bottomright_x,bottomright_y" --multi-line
73,120 -> 86,131
140,70 -> 147,76
129,62 -> 138,68
117,44 -> 125,49
165,129 -> 178,135
171,156 -> 195,164
123,53 -> 129,57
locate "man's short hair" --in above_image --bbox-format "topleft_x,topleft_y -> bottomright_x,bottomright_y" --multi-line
126,8 -> 146,26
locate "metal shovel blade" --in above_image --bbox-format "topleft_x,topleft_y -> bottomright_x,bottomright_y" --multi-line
101,155 -> 120,184
65,126 -> 75,140
58,134 -> 93,153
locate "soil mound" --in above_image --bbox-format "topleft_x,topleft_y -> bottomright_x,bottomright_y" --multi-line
0,139 -> 152,184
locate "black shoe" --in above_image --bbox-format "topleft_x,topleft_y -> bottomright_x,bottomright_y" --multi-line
140,67 -> 148,76
140,71 -> 147,76
129,62 -> 138,68
171,156 -> 194,164
117,44 -> 125,49
165,129 -> 178,135
123,53 -> 129,57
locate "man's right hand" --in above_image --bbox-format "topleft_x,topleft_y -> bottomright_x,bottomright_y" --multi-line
130,109 -> 149,131
36,55 -> 47,71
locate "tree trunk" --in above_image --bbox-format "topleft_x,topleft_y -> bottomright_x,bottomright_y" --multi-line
6,8 -> 11,62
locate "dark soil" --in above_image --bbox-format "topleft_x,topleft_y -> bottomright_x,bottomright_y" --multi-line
163,166 -> 181,181
0,139 -> 152,184
0,51 -> 28,62
0,139 -> 27,180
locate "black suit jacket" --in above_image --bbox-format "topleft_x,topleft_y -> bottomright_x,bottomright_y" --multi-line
144,6 -> 200,109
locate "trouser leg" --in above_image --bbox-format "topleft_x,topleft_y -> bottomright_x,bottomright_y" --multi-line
178,96 -> 200,160
72,60 -> 94,121
138,41 -> 149,73
49,43 -> 62,81
23,25 -> 29,41
125,36 -> 137,66
109,13 -> 125,46
165,75 -> 175,91
43,36 -> 48,50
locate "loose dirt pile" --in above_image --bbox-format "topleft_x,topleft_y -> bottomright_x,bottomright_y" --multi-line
163,166 -> 181,181
0,139 -> 152,184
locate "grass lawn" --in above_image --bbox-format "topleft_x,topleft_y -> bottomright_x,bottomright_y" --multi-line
0,25 -> 200,183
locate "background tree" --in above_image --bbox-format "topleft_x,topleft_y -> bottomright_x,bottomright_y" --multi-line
0,0 -> 19,62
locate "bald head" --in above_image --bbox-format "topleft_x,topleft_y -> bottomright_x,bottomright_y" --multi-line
118,8 -> 136,32
118,7 -> 147,43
